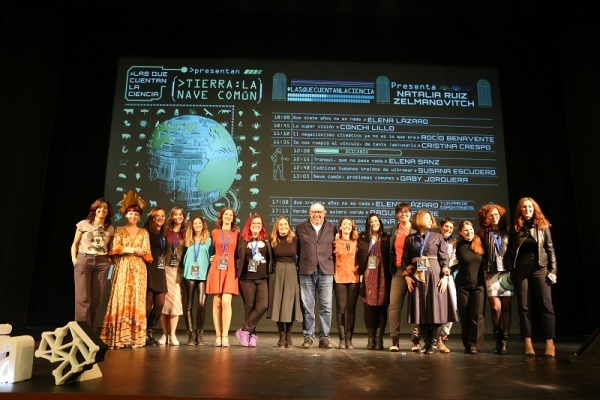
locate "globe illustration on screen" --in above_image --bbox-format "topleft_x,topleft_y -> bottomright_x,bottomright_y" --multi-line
147,115 -> 238,211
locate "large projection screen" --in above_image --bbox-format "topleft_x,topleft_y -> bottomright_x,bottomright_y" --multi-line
105,58 -> 509,230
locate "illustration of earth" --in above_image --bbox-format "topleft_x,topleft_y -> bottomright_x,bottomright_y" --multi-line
148,115 -> 237,211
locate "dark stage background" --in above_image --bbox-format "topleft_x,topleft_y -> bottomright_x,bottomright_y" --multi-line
1,1 -> 597,336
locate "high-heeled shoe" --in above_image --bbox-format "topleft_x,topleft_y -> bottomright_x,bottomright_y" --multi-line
214,335 -> 222,347
524,337 -> 535,357
221,336 -> 230,347
544,340 -> 555,358
158,335 -> 168,345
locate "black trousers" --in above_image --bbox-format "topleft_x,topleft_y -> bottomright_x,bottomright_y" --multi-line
457,285 -> 485,350
182,278 -> 207,330
334,282 -> 359,331
363,303 -> 388,331
239,278 -> 269,333
514,264 -> 555,339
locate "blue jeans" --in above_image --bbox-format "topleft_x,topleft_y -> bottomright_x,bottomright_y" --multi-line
299,268 -> 333,339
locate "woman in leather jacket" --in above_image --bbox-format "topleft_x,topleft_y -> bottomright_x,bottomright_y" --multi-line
511,197 -> 557,357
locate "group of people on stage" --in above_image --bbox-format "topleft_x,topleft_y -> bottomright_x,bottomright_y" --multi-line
71,191 -> 557,357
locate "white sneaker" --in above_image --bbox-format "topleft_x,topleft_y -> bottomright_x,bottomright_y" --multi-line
158,335 -> 167,345
169,334 -> 179,346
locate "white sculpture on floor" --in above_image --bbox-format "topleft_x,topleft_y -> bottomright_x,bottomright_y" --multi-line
35,321 -> 106,385
0,324 -> 35,384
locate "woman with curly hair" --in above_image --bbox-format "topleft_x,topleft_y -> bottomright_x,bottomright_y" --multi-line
182,215 -> 213,345
70,198 -> 114,331
333,217 -> 359,349
455,220 -> 486,354
478,204 -> 514,355
268,216 -> 302,348
206,207 -> 239,347
512,197 -> 557,357
234,214 -> 272,347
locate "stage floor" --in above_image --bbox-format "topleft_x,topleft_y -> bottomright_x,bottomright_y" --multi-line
2,333 -> 599,400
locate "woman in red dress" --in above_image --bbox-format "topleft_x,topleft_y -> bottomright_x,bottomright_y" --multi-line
206,207 -> 239,347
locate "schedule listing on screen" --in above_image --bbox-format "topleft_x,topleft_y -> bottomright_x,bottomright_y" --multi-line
105,57 -> 509,228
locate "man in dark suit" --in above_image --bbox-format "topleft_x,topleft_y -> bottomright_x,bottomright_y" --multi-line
296,202 -> 337,348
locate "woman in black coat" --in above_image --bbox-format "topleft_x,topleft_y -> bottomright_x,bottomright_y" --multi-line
511,197 -> 557,357
402,210 -> 458,355
356,213 -> 390,350
455,220 -> 486,354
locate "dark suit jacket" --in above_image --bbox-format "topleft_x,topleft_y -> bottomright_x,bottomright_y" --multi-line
295,219 -> 337,275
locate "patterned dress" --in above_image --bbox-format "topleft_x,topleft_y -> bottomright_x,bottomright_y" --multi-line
361,237 -> 387,306
162,229 -> 185,315
100,226 -> 152,348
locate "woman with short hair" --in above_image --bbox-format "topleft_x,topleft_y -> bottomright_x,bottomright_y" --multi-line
402,210 -> 458,355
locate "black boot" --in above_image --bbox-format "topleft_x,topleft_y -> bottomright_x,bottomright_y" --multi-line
338,326 -> 346,349
195,303 -> 205,345
346,327 -> 354,350
184,302 -> 194,344
425,325 -> 441,355
375,328 -> 384,350
145,312 -> 160,346
421,325 -> 434,354
493,329 -> 501,354
277,322 -> 285,347
285,323 -> 293,348
186,330 -> 195,346
195,329 -> 204,345
500,330 -> 509,355
367,329 -> 376,350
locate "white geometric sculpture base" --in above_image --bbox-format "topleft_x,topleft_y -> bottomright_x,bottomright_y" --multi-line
0,324 -> 35,384
35,321 -> 104,385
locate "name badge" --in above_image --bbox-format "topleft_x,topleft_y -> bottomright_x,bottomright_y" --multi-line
417,256 -> 430,271
496,257 -> 505,272
248,260 -> 259,273
218,257 -> 228,270
158,255 -> 165,270
368,255 -> 377,269
191,264 -> 199,277
170,252 -> 179,266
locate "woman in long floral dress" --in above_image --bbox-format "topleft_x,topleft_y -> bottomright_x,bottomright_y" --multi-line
100,191 -> 152,349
